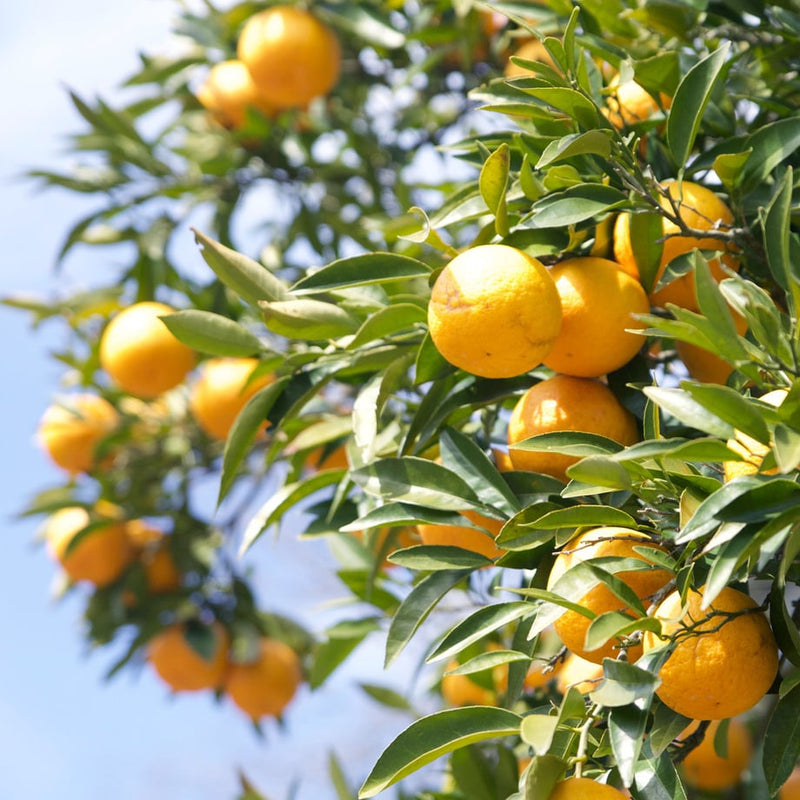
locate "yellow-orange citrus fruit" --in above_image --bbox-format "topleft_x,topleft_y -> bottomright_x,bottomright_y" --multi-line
189,357 -> 273,441
504,38 -> 559,78
548,777 -> 628,799
225,637 -> 302,719
547,527 -> 671,663
148,622 -> 229,693
680,718 -> 752,791
604,72 -> 671,128
441,659 -> 496,707
125,522 -> 181,594
723,389 -> 787,481
555,652 -> 605,695
427,244 -> 562,379
100,302 -> 195,398
37,394 -> 118,474
196,59 -> 276,128
507,375 -> 639,481
642,585 -> 778,719
542,257 -> 649,378
614,180 -> 738,311
780,766 -> 800,799
417,511 -> 505,560
237,6 -> 340,110
45,505 -> 133,587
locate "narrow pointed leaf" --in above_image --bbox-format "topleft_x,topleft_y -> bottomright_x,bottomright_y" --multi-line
161,310 -> 263,356
292,253 -> 431,294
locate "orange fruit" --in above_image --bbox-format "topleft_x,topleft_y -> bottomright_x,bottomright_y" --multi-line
548,777 -> 628,799
100,302 -> 195,398
196,59 -> 276,128
604,72 -> 671,128
613,180 -> 738,311
542,257 -> 649,378
723,388 -> 787,481
237,6 -> 340,110
441,658 -> 497,707
225,637 -> 303,719
37,393 -> 118,474
507,375 -> 639,482
642,585 -> 779,719
148,621 -> 229,693
555,652 -> 605,695
45,505 -> 133,587
125,521 -> 181,594
417,511 -> 505,560
547,527 -> 671,663
189,357 -> 273,441
780,766 -> 800,799
504,38 -> 559,78
679,718 -> 752,791
427,244 -> 562,378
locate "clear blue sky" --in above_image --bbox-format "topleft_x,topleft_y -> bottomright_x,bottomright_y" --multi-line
0,3 -> 433,798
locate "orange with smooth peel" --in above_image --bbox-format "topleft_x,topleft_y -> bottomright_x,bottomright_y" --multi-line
148,621 -> 229,693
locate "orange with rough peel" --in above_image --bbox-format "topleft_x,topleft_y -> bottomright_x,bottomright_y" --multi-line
225,637 -> 302,719
542,257 -> 649,378
507,375 -> 639,482
189,357 -> 273,441
604,72 -> 671,128
427,244 -> 562,379
196,59 -> 276,128
148,621 -> 229,693
45,505 -> 133,587
723,389 -> 787,481
547,527 -> 671,663
614,180 -> 738,311
100,302 -> 195,398
37,393 -> 118,474
548,777 -> 628,799
237,6 -> 340,110
679,718 -> 752,791
642,585 -> 778,720
780,766 -> 800,799
417,511 -> 504,560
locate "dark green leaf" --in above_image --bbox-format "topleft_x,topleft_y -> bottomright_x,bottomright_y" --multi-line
292,253 -> 431,294
526,184 -> 627,228
764,683 -> 800,796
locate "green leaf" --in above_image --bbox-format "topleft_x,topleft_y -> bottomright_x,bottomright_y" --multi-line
713,149 -> 752,192
565,456 -> 632,490
328,752 -> 357,800
160,310 -> 263,357
309,618 -> 382,689
192,229 -> 290,306
260,298 -> 361,340
479,144 -> 511,237
775,424 -> 800,472
387,545 -> 492,571
609,700 -> 649,787
633,741 -> 688,800
510,431 -> 625,457
763,168 -> 798,306
525,184 -> 627,229
358,707 -> 521,798
769,583 -> 800,668
218,379 -> 287,505
741,117 -> 800,190
643,386 -> 735,439
385,570 -> 471,667
627,210 -> 664,294
521,754 -> 567,800
359,683 -> 414,712
348,304 -> 426,349
584,612 -> 661,660
536,130 -> 612,169
517,86 -> 603,129
525,505 -> 637,530
681,383 -> 769,444
764,682 -> 800,796
323,3 -> 405,49
666,43 -> 731,169
292,253 -> 432,294
427,602 -> 535,664
520,714 -> 559,756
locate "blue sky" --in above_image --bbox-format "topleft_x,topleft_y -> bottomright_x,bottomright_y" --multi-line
0,3 -> 434,798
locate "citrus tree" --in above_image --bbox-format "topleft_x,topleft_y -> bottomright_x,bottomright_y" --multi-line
7,0 -> 800,798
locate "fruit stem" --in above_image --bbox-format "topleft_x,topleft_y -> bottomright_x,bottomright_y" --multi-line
574,701 -> 602,779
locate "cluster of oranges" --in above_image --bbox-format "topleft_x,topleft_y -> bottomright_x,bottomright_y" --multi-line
36,300 -> 301,722
195,5 -> 341,129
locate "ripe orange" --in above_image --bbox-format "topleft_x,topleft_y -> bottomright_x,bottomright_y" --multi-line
504,38 -> 559,78
614,180 -> 738,311
427,244 -> 562,378
679,718 -> 752,791
189,357 -> 273,441
547,527 -> 671,663
125,521 -> 181,594
642,585 -> 779,719
555,652 -> 605,695
45,505 -> 133,587
37,393 -> 118,474
237,6 -> 340,110
507,375 -> 639,481
542,257 -> 649,378
417,511 -> 505,560
196,59 -> 276,128
548,777 -> 628,799
100,302 -> 195,398
441,656 -> 498,707
604,72 -> 671,128
225,637 -> 303,719
723,389 -> 787,481
780,766 -> 800,799
148,621 -> 229,693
